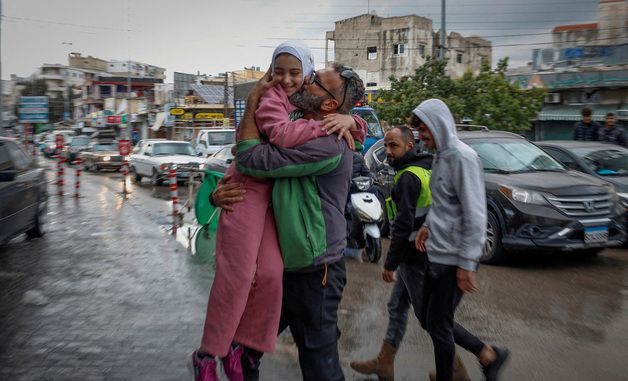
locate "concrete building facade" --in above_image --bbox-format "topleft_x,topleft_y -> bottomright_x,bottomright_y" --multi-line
327,13 -> 492,90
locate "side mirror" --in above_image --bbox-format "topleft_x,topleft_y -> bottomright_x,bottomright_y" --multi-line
226,158 -> 233,164
144,151 -> 151,156
197,152 -> 203,157
0,171 -> 17,182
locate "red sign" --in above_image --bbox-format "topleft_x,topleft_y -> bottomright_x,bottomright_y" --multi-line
55,134 -> 64,149
118,140 -> 131,156
107,115 -> 121,124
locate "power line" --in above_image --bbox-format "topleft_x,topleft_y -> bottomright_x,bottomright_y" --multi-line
323,0 -> 597,8
1,15 -> 134,32
258,35 -> 628,50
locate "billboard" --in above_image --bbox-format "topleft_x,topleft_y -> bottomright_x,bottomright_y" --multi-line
18,96 -> 49,123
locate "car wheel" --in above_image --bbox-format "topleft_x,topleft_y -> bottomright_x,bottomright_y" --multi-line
131,166 -> 142,183
151,169 -> 162,186
481,210 -> 506,265
26,198 -> 47,239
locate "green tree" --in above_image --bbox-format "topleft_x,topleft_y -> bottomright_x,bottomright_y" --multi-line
373,57 -> 546,132
373,57 -> 456,125
454,58 -> 546,132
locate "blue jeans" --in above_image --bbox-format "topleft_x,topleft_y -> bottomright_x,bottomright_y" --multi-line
384,271 -> 411,349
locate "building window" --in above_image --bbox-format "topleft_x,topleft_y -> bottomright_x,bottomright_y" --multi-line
456,52 -> 464,64
418,44 -> 426,58
367,47 -> 377,60
366,82 -> 377,87
393,43 -> 406,55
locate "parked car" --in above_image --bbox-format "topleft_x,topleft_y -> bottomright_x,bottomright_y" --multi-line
195,129 -> 236,158
537,141 -> 628,209
0,138 -> 48,245
365,129 -> 626,264
42,130 -> 75,157
79,142 -> 125,172
204,144 -> 235,174
62,135 -> 92,162
351,106 -> 384,153
130,140 -> 205,185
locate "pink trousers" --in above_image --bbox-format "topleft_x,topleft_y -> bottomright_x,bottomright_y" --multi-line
200,165 -> 283,357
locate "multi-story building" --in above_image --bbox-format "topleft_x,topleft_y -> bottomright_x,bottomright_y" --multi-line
107,60 -> 166,80
326,13 -> 492,91
507,0 -> 628,140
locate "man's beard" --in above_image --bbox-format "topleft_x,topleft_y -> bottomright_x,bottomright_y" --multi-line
289,88 -> 326,113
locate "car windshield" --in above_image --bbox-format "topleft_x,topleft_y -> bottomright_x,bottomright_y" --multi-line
153,143 -> 195,156
573,146 -> 628,176
467,138 -> 565,173
352,108 -> 384,138
206,131 -> 236,145
94,144 -> 117,151
70,137 -> 91,146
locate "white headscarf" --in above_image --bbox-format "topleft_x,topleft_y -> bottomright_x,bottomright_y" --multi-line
271,41 -> 315,86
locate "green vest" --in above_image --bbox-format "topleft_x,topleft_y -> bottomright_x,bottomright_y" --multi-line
385,166 -> 432,222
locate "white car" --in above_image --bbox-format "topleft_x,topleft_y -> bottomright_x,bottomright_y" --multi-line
130,140 -> 205,185
195,129 -> 236,157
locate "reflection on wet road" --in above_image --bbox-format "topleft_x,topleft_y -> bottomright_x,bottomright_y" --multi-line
0,158 -> 626,380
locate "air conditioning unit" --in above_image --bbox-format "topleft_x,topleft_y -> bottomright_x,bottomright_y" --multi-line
545,93 -> 561,104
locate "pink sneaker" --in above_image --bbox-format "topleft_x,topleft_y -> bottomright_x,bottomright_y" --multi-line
222,345 -> 244,381
191,350 -> 218,381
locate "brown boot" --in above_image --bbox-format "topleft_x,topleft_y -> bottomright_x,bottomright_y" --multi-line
428,353 -> 471,381
350,340 -> 397,381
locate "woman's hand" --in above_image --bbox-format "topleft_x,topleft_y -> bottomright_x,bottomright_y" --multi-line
321,114 -> 357,150
249,66 -> 281,101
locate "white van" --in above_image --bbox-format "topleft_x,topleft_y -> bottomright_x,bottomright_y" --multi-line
195,129 -> 236,157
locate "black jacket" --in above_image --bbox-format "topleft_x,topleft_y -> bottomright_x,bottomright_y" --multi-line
598,124 -> 627,147
573,121 -> 601,141
384,147 -> 433,272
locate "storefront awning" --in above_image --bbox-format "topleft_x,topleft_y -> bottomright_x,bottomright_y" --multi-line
537,104 -> 620,122
151,112 -> 166,131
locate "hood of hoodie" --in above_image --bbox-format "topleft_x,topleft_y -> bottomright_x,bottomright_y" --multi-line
271,41 -> 315,87
391,146 -> 433,172
412,99 -> 459,154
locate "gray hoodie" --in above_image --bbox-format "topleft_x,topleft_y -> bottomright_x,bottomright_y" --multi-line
412,99 -> 486,271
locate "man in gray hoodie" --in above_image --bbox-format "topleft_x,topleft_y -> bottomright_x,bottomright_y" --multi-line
413,99 -> 509,381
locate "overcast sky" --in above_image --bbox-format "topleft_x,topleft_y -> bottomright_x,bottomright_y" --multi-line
1,0 -> 600,81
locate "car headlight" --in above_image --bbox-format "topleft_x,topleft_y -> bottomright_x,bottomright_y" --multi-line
499,185 -> 549,205
198,163 -> 205,170
102,156 -> 111,162
159,163 -> 169,171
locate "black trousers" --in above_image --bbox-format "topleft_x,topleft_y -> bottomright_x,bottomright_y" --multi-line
242,259 -> 347,381
423,263 -> 484,381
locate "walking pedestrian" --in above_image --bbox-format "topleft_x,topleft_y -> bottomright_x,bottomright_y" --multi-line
413,99 -> 509,381
573,107 -> 601,141
598,112 -> 627,147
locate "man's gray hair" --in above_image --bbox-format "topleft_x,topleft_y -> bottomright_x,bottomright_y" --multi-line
332,63 -> 365,114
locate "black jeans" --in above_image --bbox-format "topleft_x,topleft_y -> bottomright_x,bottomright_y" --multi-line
424,263 -> 485,381
242,260 -> 347,381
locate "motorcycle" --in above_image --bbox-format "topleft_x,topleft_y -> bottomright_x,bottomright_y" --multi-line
346,176 -> 384,263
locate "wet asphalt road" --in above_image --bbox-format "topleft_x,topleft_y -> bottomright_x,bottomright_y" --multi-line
1,157 -> 628,380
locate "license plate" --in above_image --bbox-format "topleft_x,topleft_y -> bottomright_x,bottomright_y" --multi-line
584,226 -> 609,244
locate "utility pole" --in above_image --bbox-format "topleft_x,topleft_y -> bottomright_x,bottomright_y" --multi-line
439,0 -> 446,60
61,42 -> 73,123
126,59 -> 131,139
223,72 -> 228,122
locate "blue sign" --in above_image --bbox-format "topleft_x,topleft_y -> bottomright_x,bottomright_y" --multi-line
234,99 -> 246,128
19,96 -> 49,123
